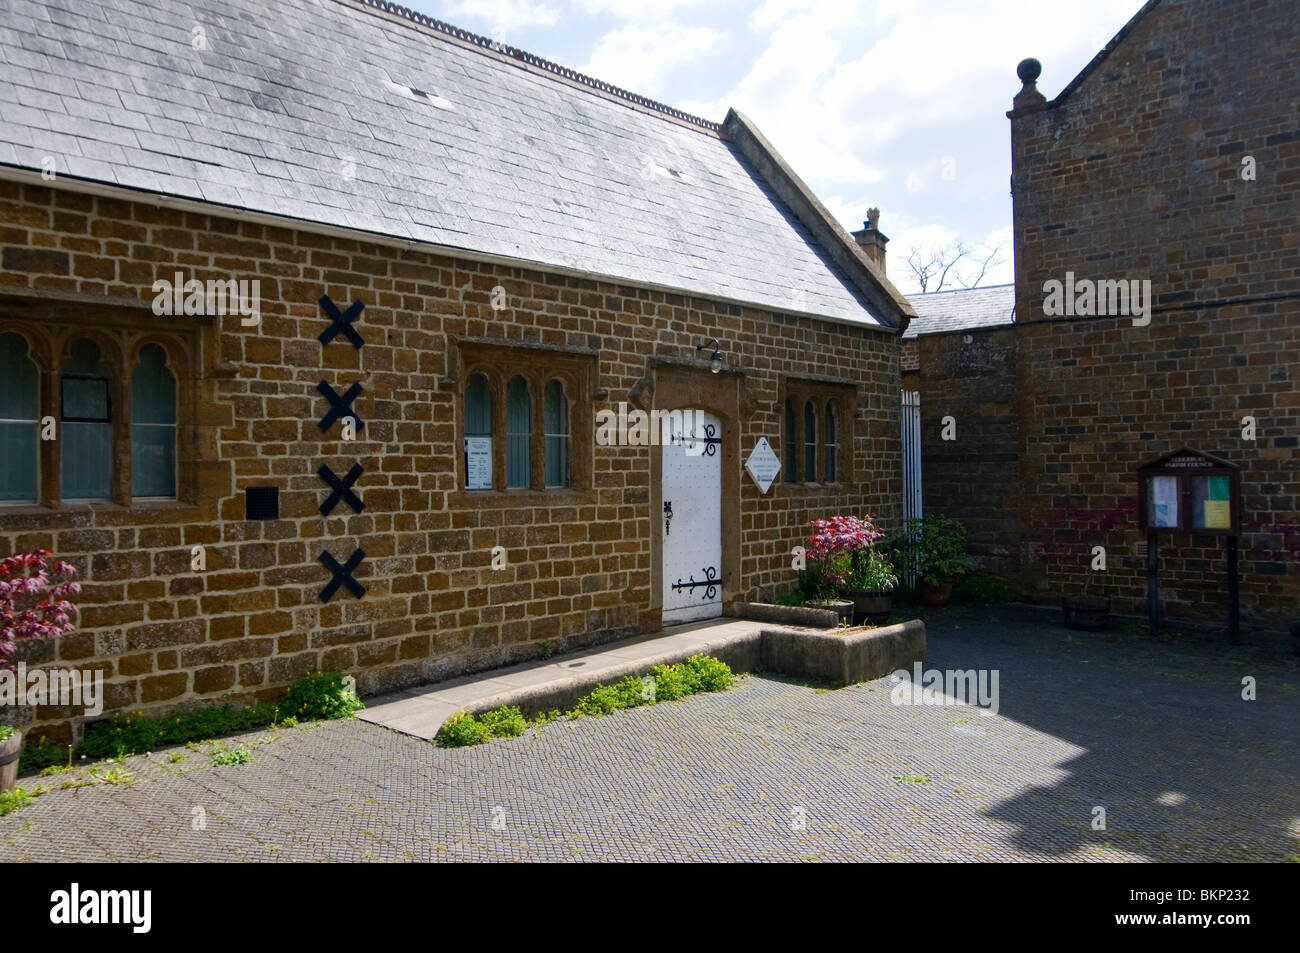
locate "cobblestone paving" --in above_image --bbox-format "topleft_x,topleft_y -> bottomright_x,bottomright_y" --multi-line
3,607 -> 1297,862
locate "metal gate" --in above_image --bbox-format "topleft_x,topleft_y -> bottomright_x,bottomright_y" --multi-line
900,389 -> 922,586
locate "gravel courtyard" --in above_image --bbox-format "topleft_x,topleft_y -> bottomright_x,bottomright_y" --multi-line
3,606 -> 1297,862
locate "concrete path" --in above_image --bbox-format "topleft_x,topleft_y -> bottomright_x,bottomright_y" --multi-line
357,618 -> 769,739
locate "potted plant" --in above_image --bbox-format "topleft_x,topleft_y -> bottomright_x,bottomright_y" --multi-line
1062,570 -> 1110,631
801,516 -> 884,626
0,549 -> 81,791
843,545 -> 898,625
887,515 -> 966,606
796,558 -> 853,625
0,725 -> 19,793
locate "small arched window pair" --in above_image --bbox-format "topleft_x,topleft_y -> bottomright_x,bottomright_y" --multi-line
0,333 -> 176,504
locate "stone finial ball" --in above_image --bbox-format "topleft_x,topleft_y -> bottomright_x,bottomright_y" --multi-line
1017,58 -> 1042,85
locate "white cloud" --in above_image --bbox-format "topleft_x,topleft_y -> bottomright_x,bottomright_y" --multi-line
676,0 -> 1145,290
750,0 -> 864,31
575,0 -> 724,19
445,0 -> 561,35
581,23 -> 720,97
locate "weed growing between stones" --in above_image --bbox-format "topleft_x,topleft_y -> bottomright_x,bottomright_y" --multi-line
0,786 -> 33,817
436,655 -> 736,748
19,670 -> 360,770
210,744 -> 252,767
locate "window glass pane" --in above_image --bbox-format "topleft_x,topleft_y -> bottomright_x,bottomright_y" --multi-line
61,338 -> 112,500
825,404 -> 837,483
465,374 -> 492,437
0,423 -> 38,502
544,379 -> 569,488
464,374 -> 492,489
62,378 -> 109,421
804,401 -> 816,482
506,376 -> 531,489
0,333 -> 39,502
63,422 -> 112,500
131,426 -> 175,497
131,344 -> 176,497
0,332 -> 38,420
784,399 -> 795,482
131,344 -> 176,424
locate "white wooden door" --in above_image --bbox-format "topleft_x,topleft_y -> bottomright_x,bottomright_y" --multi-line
661,409 -> 722,624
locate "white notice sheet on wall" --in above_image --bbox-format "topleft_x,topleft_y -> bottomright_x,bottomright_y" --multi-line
465,437 -> 492,490
1150,475 -> 1178,528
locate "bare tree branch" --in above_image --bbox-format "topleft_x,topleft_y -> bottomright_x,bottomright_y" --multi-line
961,240 -> 1006,289
905,237 -> 1007,293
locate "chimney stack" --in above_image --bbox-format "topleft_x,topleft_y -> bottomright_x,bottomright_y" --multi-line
852,207 -> 889,274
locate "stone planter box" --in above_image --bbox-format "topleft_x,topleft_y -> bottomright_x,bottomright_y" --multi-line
735,602 -> 840,628
363,616 -> 930,739
760,619 -> 927,686
0,730 -> 20,793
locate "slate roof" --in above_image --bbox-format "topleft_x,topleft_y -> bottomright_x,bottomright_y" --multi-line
0,0 -> 890,327
903,283 -> 1016,339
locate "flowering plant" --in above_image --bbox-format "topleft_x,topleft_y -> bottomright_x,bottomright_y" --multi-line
0,550 -> 81,673
799,515 -> 887,600
844,546 -> 898,593
806,515 -> 886,560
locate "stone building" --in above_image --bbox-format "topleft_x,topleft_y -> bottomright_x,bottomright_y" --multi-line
919,0 -> 1298,630
901,283 -> 1015,391
0,0 -> 914,740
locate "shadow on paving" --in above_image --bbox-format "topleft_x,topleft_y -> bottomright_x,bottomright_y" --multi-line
914,603 -> 1300,861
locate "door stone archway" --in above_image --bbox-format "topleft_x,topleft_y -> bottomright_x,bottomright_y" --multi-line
645,359 -> 744,629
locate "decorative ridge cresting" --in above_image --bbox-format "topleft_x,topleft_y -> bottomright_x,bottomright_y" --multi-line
352,0 -> 721,132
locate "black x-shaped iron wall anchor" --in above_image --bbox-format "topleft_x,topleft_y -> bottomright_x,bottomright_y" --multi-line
318,295 -> 366,349
318,548 -> 366,602
318,462 -> 364,516
317,380 -> 365,432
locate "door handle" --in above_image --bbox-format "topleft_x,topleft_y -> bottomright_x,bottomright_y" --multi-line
664,500 -> 673,536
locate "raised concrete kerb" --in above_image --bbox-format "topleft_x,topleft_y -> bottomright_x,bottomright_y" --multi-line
357,619 -> 926,741
760,620 -> 927,688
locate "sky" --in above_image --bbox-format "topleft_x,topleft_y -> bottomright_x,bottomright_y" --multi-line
405,0 -> 1148,294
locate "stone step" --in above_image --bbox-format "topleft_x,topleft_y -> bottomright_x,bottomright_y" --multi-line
357,617 -> 926,740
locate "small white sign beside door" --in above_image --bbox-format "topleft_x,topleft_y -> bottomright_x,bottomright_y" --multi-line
745,437 -> 782,494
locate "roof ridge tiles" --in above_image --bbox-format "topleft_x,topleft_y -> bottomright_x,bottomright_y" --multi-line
346,0 -> 721,133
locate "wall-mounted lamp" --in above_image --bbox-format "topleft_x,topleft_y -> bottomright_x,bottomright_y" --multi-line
697,338 -> 723,374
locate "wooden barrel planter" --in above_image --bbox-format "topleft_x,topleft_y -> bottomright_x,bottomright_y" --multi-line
0,730 -> 21,793
1062,597 -> 1111,631
846,589 -> 893,626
